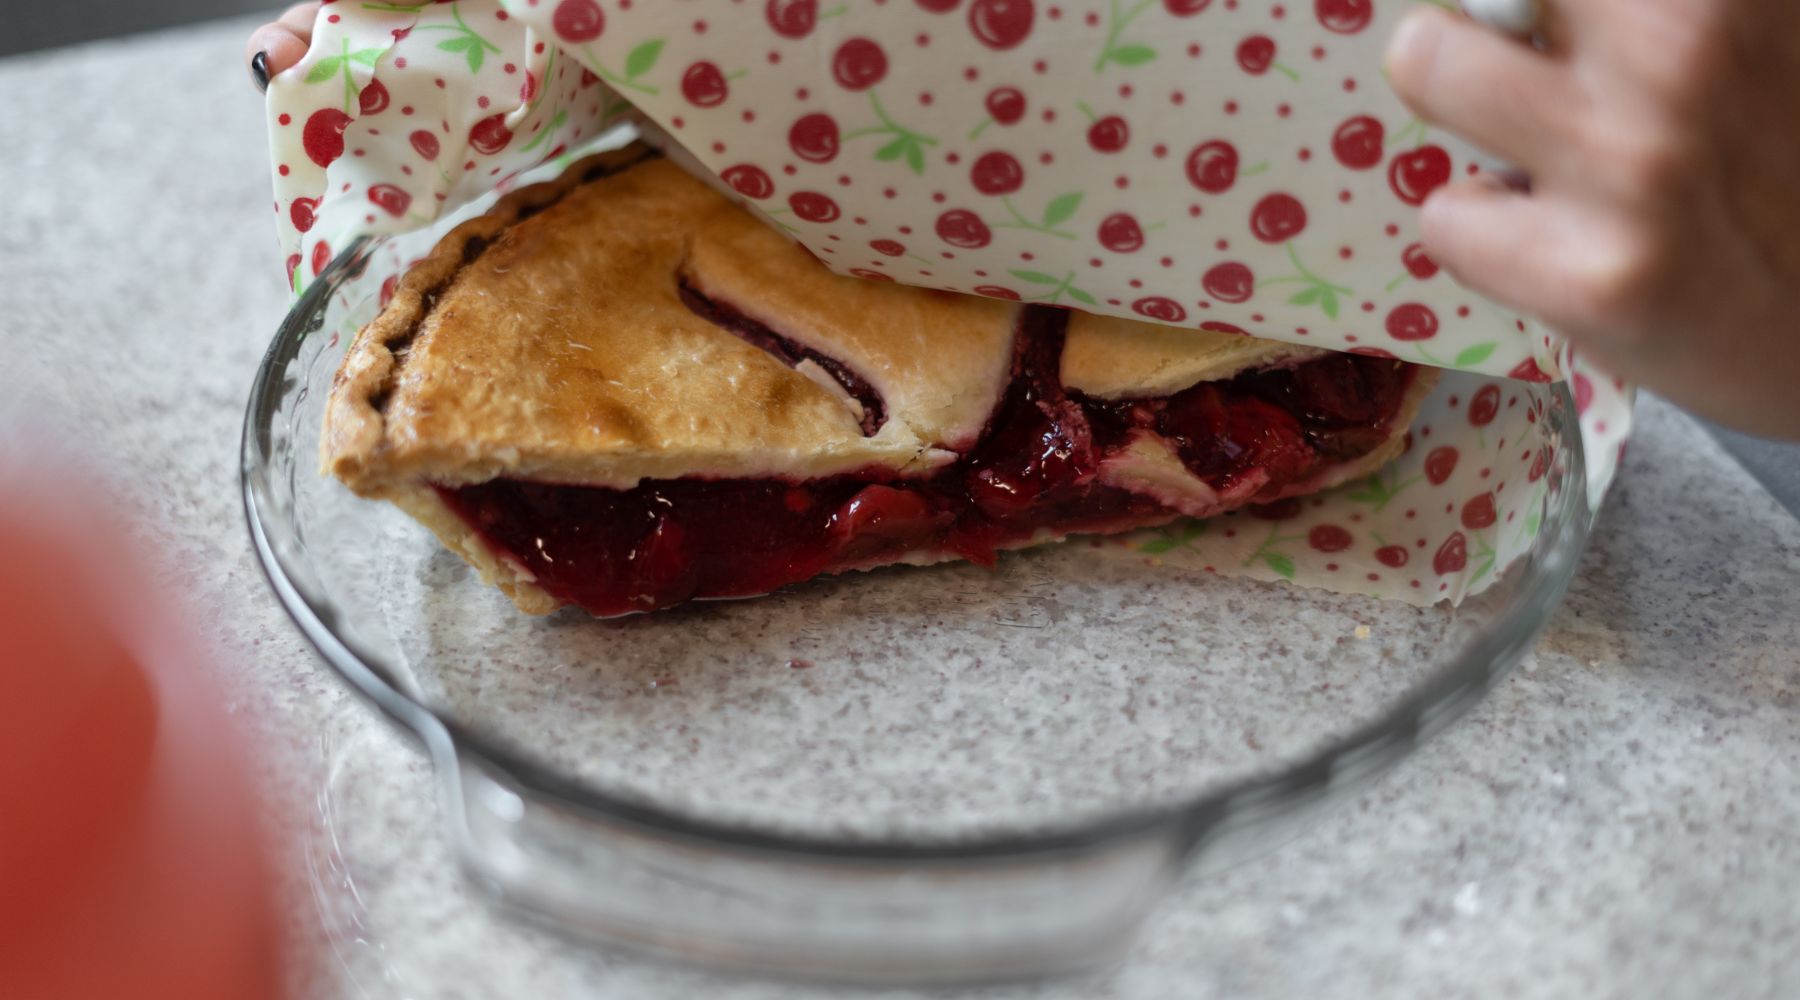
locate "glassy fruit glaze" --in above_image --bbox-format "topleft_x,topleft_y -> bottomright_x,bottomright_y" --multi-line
440,304 -> 1417,616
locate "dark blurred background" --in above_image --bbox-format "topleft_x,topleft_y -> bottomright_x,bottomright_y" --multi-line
1,0 -> 273,57
4,0 -> 1796,509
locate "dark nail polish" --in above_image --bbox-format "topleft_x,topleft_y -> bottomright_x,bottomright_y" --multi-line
251,50 -> 271,93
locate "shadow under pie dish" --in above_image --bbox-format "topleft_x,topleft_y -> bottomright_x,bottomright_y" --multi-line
322,144 -> 1440,617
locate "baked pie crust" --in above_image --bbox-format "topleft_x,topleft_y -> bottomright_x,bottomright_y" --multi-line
324,145 -> 1437,616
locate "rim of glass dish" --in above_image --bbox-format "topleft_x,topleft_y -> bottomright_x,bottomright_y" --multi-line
244,241 -> 1592,862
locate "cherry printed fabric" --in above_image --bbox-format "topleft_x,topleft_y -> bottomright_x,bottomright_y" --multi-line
265,0 -> 1624,605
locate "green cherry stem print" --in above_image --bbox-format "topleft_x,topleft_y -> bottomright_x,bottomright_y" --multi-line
842,91 -> 939,175
1467,530 -> 1498,586
1137,519 -> 1208,555
1008,269 -> 1098,306
1259,243 -> 1353,319
1093,0 -> 1161,73
306,37 -> 385,113
1346,464 -> 1424,512
990,190 -> 1084,240
1243,523 -> 1303,579
412,3 -> 503,73
582,38 -> 665,96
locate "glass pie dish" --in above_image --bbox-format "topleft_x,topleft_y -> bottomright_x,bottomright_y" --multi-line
244,221 -> 1593,985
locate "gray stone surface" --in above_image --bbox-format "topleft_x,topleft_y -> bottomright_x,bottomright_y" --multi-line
4,20 -> 1800,1000
1706,422 -> 1800,522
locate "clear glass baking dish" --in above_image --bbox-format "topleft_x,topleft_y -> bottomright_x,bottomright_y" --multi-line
243,226 -> 1592,986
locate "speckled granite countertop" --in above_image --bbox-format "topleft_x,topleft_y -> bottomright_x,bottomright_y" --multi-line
6,20 -> 1800,1000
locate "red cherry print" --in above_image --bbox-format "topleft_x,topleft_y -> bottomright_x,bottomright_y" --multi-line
767,0 -> 818,38
1509,357 -> 1554,383
367,184 -> 411,217
1331,115 -> 1384,170
1164,0 -> 1213,14
1185,140 -> 1239,193
1574,372 -> 1595,413
1434,532 -> 1468,575
1249,194 -> 1307,243
357,79 -> 390,116
832,38 -> 889,91
936,208 -> 993,247
379,274 -> 399,309
722,164 -> 775,199
1315,0 -> 1373,33
579,67 -> 600,89
1376,545 -> 1409,568
918,0 -> 962,10
1389,145 -> 1453,206
469,114 -> 513,155
553,0 -> 605,42
871,239 -> 906,256
1098,213 -> 1145,253
286,254 -> 301,285
850,268 -> 895,282
1528,447 -> 1551,483
975,285 -> 1021,300
289,197 -> 319,234
520,71 -> 539,104
1203,262 -> 1255,303
1385,302 -> 1439,341
968,0 -> 1035,50
1348,346 -> 1400,359
789,191 -> 841,222
1202,321 -> 1251,336
1468,384 -> 1501,427
682,62 -> 729,107
985,87 -> 1026,125
1309,525 -> 1353,553
409,129 -> 441,160
310,239 -> 332,277
1462,493 -> 1497,531
1236,36 -> 1277,75
1424,446 -> 1459,485
970,151 -> 1025,195
1132,296 -> 1187,322
1402,242 -> 1439,280
302,108 -> 351,168
1087,115 -> 1129,153
788,113 -> 841,162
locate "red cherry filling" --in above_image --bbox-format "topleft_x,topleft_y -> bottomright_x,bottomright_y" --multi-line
439,307 -> 1418,616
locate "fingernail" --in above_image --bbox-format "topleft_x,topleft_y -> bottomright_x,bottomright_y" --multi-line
1384,9 -> 1439,78
1476,168 -> 1532,194
251,50 -> 271,93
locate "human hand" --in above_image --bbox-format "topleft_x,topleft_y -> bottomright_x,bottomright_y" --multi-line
245,3 -> 320,91
1386,0 -> 1800,439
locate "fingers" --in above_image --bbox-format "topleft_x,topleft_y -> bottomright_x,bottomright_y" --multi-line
1418,177 -> 1634,338
244,3 -> 321,88
1385,5 -> 1576,171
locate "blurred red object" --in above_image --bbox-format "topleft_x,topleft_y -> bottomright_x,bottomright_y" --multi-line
0,481 -> 286,999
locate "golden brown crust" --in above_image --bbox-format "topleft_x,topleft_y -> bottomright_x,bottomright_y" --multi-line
1061,312 -> 1324,399
322,148 -> 1443,615
324,147 -> 944,496
682,208 -> 1018,450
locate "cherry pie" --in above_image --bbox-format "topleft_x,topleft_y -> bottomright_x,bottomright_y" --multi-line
323,146 -> 1438,616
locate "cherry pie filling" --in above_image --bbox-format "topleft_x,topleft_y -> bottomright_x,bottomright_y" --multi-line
435,306 -> 1419,616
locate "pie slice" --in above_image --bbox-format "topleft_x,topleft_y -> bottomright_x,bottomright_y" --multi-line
323,145 -> 1439,616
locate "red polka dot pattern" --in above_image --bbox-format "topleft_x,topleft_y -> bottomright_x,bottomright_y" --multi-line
265,0 -> 1634,604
